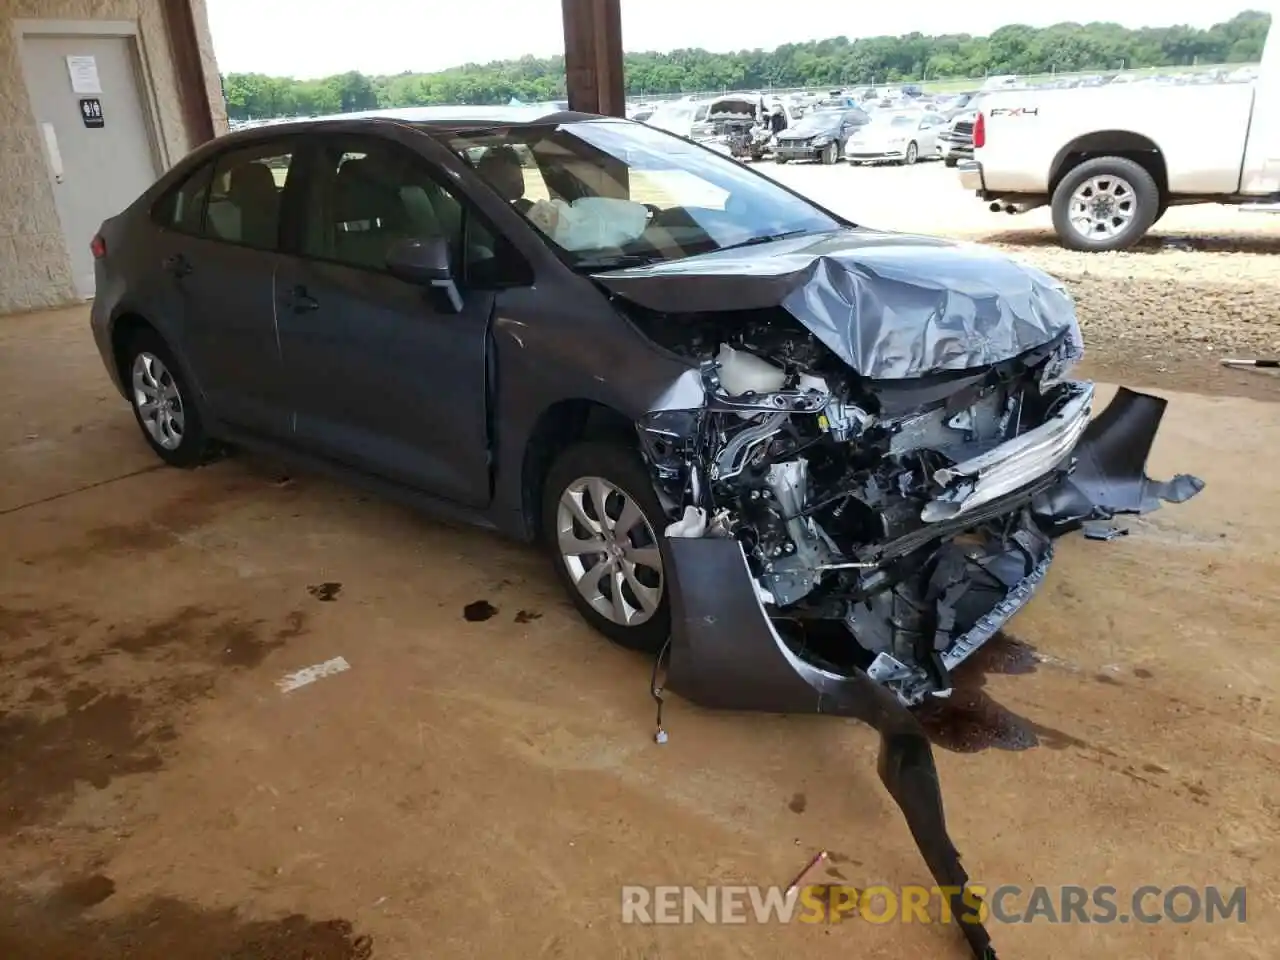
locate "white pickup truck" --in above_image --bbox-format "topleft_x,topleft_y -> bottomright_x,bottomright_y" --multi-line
958,16 -> 1280,250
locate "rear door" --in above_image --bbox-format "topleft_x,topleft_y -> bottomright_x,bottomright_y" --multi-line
150,137 -> 301,436
274,132 -> 498,506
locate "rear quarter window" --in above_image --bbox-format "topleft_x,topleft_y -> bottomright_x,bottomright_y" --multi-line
152,162 -> 214,235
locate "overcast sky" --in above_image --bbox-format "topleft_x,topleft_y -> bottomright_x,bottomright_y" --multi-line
206,0 -> 1266,79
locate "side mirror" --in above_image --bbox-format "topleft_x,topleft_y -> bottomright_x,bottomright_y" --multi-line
386,236 -> 451,284
386,236 -> 463,312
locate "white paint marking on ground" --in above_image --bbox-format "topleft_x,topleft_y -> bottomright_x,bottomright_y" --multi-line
277,656 -> 351,693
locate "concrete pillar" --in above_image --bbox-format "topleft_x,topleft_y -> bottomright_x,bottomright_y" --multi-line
161,0 -> 217,147
562,0 -> 625,117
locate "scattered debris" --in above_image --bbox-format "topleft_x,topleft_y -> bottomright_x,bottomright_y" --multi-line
1082,521 -> 1129,542
513,609 -> 542,624
277,656 -> 351,693
1220,357 -> 1278,370
785,850 -> 828,897
463,600 -> 497,622
307,582 -> 342,602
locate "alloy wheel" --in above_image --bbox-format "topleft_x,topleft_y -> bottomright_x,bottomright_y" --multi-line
131,352 -> 185,450
556,476 -> 663,627
1068,175 -> 1137,240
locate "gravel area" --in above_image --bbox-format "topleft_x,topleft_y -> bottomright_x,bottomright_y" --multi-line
761,161 -> 1280,398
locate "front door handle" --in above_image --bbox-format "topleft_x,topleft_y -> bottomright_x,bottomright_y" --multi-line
286,284 -> 319,313
162,253 -> 192,278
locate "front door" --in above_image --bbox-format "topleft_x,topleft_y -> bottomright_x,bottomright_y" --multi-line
21,32 -> 160,298
276,134 -> 494,507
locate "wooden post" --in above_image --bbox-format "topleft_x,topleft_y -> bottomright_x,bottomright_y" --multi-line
562,0 -> 625,116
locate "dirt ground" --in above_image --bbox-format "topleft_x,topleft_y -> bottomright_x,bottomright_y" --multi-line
2,165 -> 1280,960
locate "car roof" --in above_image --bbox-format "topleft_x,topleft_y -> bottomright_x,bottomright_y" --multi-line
218,106 -> 608,145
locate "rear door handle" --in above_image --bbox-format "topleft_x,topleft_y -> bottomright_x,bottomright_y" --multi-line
286,284 -> 319,313
162,253 -> 192,278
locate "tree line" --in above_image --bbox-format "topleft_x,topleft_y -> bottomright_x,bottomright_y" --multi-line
221,10 -> 1271,120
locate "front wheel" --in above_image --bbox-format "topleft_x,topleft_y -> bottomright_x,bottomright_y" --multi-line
820,142 -> 838,165
903,141 -> 919,165
1051,155 -> 1160,252
541,441 -> 670,653
123,329 -> 211,468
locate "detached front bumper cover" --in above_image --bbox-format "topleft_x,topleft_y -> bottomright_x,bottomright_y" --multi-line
661,386 -> 1202,959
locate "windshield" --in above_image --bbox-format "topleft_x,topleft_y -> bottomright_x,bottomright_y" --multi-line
789,110 -> 843,134
452,119 -> 840,271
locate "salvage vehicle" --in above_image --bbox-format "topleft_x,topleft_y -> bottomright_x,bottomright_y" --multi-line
959,14 -> 1280,249
91,108 -> 1202,960
773,107 -> 870,163
845,110 -> 947,165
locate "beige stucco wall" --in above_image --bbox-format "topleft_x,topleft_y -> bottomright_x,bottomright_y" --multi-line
0,0 -> 225,313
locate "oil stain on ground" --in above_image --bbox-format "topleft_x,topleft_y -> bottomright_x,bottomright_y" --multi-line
0,687 -> 163,834
464,600 -> 498,622
0,606 -> 311,834
307,583 -> 343,602
0,888 -> 373,960
915,632 -> 1090,753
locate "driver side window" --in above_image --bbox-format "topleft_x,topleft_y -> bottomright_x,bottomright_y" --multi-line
303,136 -> 528,286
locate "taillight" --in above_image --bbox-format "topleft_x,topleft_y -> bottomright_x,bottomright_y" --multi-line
90,234 -> 107,259
973,112 -> 986,149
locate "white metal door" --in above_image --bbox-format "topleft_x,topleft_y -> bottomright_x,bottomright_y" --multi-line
20,33 -> 160,298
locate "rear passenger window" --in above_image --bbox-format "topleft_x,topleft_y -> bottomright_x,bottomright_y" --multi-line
155,163 -> 213,235
204,142 -> 295,251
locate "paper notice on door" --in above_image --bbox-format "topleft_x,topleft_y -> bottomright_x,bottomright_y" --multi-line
66,55 -> 101,94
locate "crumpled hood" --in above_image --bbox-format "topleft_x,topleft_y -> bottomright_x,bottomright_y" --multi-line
594,229 -> 1081,379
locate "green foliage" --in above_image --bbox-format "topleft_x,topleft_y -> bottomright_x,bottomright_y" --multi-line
221,11 -> 1271,120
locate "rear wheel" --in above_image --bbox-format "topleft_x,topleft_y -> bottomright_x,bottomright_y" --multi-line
1051,155 -> 1159,252
122,329 -> 210,468
541,441 -> 670,653
944,155 -> 959,168
903,141 -> 919,165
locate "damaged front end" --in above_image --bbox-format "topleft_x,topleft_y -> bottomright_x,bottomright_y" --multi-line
633,319 -> 1193,711
599,233 -> 1202,958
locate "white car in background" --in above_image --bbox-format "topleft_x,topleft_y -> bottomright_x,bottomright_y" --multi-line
845,111 -> 947,165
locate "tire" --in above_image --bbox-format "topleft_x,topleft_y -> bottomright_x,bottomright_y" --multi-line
541,441 -> 670,653
122,328 -> 211,468
1051,155 -> 1160,252
944,155 -> 958,168
903,141 -> 919,165
820,142 -> 838,165
774,156 -> 788,164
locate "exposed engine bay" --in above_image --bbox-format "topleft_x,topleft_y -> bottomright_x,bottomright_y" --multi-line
598,232 -> 1202,960
633,307 -> 1131,706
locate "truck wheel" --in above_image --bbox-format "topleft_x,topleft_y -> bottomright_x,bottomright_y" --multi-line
1051,156 -> 1160,252
944,156 -> 959,168
820,142 -> 838,165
